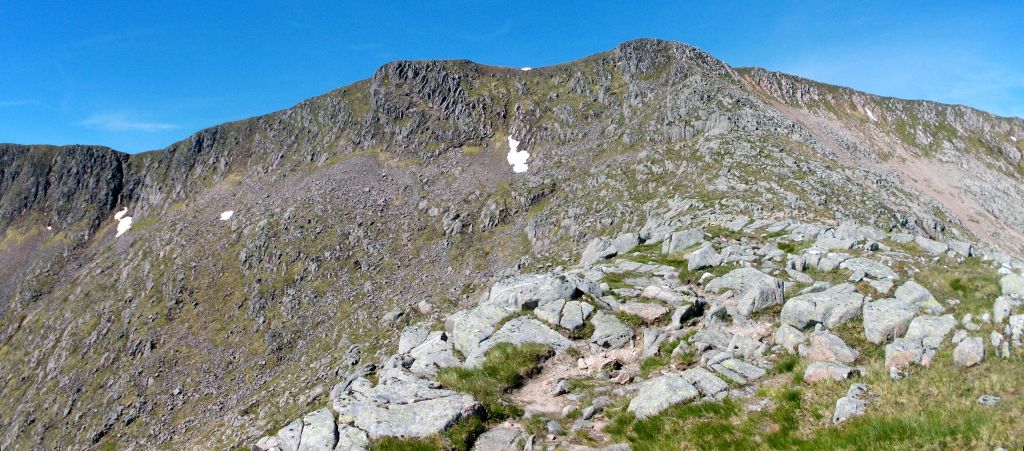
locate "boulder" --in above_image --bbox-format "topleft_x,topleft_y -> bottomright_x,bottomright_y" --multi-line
953,336 -> 984,367
641,285 -> 688,305
408,331 -> 461,377
894,280 -> 944,314
589,311 -> 635,351
446,304 -> 510,356
839,257 -> 898,280
803,362 -> 861,383
298,408 -> 337,451
466,317 -> 573,367
884,315 -> 957,369
581,238 -> 617,265
488,274 -> 579,311
332,369 -> 480,440
618,301 -> 669,323
398,326 -> 430,354
705,267 -> 774,294
862,298 -> 916,344
613,233 -> 641,254
335,424 -> 369,451
472,425 -> 526,451
662,229 -> 705,254
781,286 -> 864,330
798,330 -> 859,365
993,296 -> 1015,324
832,384 -> 870,424
736,276 -> 785,316
914,235 -> 949,254
1001,273 -> 1024,299
687,244 -> 722,271
774,324 -> 806,353
627,375 -> 699,419
680,367 -> 729,398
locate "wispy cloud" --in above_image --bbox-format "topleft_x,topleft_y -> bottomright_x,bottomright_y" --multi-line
78,113 -> 178,132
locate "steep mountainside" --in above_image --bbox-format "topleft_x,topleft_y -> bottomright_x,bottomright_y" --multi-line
0,39 -> 1022,450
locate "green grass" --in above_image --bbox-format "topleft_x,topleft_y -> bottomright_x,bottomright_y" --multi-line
912,257 -> 1001,314
435,343 -> 553,422
604,345 -> 1024,450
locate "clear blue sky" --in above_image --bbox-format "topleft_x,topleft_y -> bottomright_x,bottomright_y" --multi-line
2,1 -> 1022,153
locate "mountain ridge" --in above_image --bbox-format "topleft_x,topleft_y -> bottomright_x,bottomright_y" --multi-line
1,38 -> 1023,449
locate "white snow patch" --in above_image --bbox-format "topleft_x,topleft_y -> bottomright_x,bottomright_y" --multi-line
115,216 -> 133,237
114,207 -> 128,220
506,136 -> 530,173
1012,136 -> 1018,142
46,226 -> 52,231
219,210 -> 234,221
521,67 -> 532,71
865,107 -> 877,122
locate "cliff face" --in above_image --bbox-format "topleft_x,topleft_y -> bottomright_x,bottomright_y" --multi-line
0,39 -> 1022,449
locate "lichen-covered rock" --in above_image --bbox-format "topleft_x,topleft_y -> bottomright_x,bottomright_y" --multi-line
774,324 -> 806,353
627,374 -> 699,419
662,229 -> 705,254
799,330 -> 859,365
894,280 -> 945,314
953,336 -> 984,367
862,298 -> 916,344
466,317 -> 573,367
832,384 -> 870,424
589,311 -> 635,351
472,425 -> 526,451
488,274 -> 579,311
1002,273 -> 1024,299
781,286 -> 864,330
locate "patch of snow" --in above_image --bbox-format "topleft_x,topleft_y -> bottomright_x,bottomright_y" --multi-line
521,67 -> 532,71
114,207 -> 128,220
865,107 -> 877,122
219,210 -> 234,221
1012,136 -> 1018,142
115,216 -> 133,237
46,226 -> 52,231
506,136 -> 530,173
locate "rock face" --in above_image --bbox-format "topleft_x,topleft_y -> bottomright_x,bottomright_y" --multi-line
627,375 -> 699,419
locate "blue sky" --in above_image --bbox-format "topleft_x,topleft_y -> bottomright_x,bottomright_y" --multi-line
2,1 -> 1022,153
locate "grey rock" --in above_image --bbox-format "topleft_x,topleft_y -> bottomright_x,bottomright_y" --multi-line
641,285 -> 688,305
680,367 -> 729,397
803,362 -> 860,383
333,370 -> 479,440
627,374 -> 699,419
736,276 -> 785,316
862,298 -> 916,344
488,274 -> 579,311
334,424 -> 369,451
398,326 -> 430,354
868,278 -> 895,295
953,336 -> 984,367
799,330 -> 859,365
1001,273 -> 1024,299
446,303 -> 510,356
618,301 -> 669,323
832,384 -> 870,424
914,235 -> 949,254
473,425 -> 525,451
687,244 -> 722,271
894,280 -> 945,314
705,267 -> 774,294
781,287 -> 864,330
408,331 -> 461,377
642,328 -> 667,358
581,237 -> 618,265
662,229 -> 705,254
977,395 -> 1001,407
839,257 -> 898,280
993,296 -> 1014,324
298,408 -> 337,451
278,418 -> 303,451
774,324 -> 806,353
612,232 -> 641,254
467,317 -> 572,367
590,311 -> 635,351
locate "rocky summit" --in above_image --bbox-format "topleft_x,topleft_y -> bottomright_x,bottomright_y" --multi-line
1,39 -> 1023,450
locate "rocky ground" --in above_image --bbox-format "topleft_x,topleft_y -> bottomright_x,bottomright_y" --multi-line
255,217 -> 1024,450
